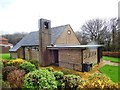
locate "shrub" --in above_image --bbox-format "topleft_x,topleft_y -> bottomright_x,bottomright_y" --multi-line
2,60 -> 9,67
20,61 -> 36,73
63,74 -> 82,90
7,70 -> 26,88
2,66 -> 17,81
23,69 -> 57,90
45,67 -> 54,72
7,59 -> 25,68
102,52 -> 120,58
53,71 -> 65,89
2,81 -> 11,89
77,73 -> 119,89
29,60 -> 39,69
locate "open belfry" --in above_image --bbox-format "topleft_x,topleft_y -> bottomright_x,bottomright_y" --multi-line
10,18 -> 103,71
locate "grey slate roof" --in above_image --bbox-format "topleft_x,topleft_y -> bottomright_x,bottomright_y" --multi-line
9,25 -> 68,51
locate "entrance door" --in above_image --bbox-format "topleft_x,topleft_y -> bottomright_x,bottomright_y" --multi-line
53,50 -> 59,64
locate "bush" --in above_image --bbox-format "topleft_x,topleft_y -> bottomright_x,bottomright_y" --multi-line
63,74 -> 82,90
7,59 -> 25,67
23,69 -> 57,90
77,73 -> 119,89
7,70 -> 26,88
102,52 -> 120,58
2,81 -> 11,89
20,61 -> 36,73
2,60 -> 9,67
2,66 -> 17,81
53,71 -> 65,89
29,60 -> 39,69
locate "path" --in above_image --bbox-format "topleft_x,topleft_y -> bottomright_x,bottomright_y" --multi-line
102,60 -> 120,66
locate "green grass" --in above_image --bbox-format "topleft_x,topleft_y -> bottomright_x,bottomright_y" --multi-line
102,56 -> 120,63
0,53 -> 12,60
99,65 -> 120,83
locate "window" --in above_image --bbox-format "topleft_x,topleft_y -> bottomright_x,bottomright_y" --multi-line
67,30 -> 71,35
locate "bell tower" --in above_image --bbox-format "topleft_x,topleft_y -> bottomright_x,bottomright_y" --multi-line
39,18 -> 51,66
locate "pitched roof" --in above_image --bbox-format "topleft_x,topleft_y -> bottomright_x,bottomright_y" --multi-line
9,25 -> 68,51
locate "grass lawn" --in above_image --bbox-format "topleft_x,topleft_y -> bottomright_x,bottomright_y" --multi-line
102,56 -> 120,63
0,53 -> 12,60
99,64 -> 120,83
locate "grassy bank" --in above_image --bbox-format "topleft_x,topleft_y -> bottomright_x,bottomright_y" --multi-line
99,64 -> 120,83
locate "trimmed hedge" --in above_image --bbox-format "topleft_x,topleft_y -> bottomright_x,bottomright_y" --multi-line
102,52 -> 120,58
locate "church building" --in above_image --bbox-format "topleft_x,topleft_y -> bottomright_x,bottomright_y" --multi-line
9,18 -> 103,71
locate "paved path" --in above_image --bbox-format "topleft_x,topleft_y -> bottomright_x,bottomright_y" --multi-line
102,60 -> 120,66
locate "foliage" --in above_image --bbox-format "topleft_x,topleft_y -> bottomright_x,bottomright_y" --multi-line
7,59 -> 25,68
7,70 -> 26,88
77,73 -> 119,89
2,81 -> 11,89
61,68 -> 74,75
53,71 -> 64,80
63,74 -> 82,90
2,32 -> 28,46
23,69 -> 57,90
2,66 -> 17,81
99,65 -> 120,82
45,67 -> 54,72
29,60 -> 39,69
20,61 -> 36,73
103,52 -> 120,58
53,71 -> 65,89
102,56 -> 120,63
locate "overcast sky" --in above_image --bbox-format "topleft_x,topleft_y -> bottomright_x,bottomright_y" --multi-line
0,0 -> 119,34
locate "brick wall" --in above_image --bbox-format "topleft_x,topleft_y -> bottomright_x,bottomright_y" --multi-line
59,49 -> 82,71
0,46 -> 10,53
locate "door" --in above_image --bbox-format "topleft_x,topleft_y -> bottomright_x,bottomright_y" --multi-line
53,50 -> 59,64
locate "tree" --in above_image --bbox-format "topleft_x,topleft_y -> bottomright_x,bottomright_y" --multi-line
81,18 -> 110,44
109,18 -> 119,51
2,32 -> 27,46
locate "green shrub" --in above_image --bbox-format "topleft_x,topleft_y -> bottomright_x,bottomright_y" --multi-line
7,70 -> 26,88
20,62 -> 36,73
2,66 -> 17,81
2,81 -> 11,89
23,69 -> 57,90
63,74 -> 82,90
77,73 -> 119,89
53,71 -> 65,89
45,67 -> 54,72
29,60 -> 39,69
53,71 -> 64,80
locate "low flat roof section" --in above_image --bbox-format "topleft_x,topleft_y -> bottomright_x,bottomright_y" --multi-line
47,45 -> 103,50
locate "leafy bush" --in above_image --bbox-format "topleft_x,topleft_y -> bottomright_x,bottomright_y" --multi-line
29,60 -> 39,69
45,67 -> 54,72
2,81 -> 11,89
20,61 -> 36,73
7,70 -> 26,88
53,71 -> 65,89
2,60 -> 9,67
53,71 -> 64,80
103,52 -> 120,58
63,74 -> 82,90
77,73 -> 119,89
23,69 -> 57,90
7,59 -> 25,68
2,66 -> 17,81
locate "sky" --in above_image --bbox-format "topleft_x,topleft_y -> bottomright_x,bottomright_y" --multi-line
0,0 -> 119,34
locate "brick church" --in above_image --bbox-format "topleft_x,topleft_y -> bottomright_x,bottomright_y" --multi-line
10,18 -> 103,71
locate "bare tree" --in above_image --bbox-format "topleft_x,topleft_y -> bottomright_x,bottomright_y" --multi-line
81,18 -> 110,44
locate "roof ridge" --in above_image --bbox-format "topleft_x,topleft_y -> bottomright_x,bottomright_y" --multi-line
51,24 -> 69,29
